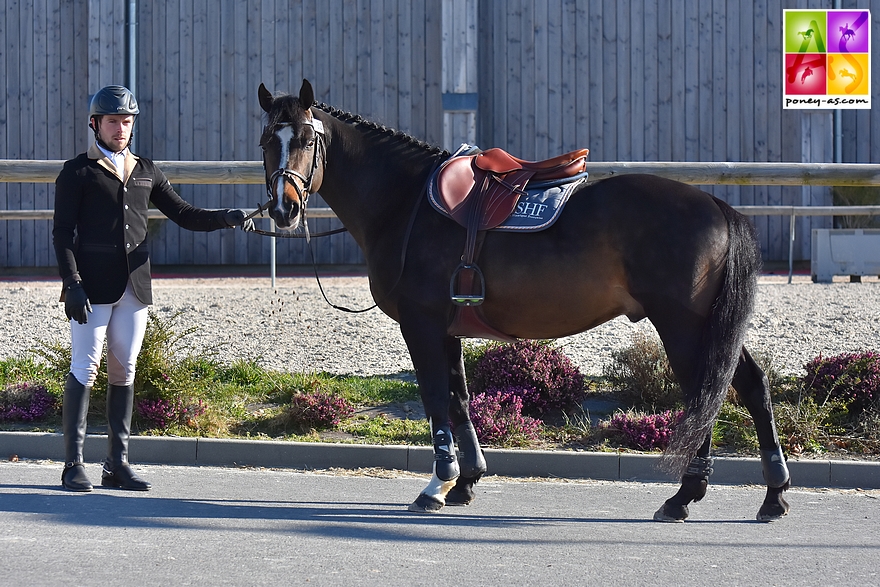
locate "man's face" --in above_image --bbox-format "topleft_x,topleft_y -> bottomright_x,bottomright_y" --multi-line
94,114 -> 134,153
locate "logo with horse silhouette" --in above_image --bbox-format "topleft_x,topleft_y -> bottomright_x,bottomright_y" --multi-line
783,9 -> 871,109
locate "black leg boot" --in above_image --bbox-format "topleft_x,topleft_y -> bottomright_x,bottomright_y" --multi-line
61,373 -> 93,492
101,384 -> 151,491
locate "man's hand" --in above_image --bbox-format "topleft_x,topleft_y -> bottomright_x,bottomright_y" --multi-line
223,209 -> 256,232
65,282 -> 92,324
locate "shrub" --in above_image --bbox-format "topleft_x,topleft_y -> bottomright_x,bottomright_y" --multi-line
858,409 -> 880,442
606,409 -> 684,451
801,351 -> 880,417
284,391 -> 354,431
771,396 -> 846,456
0,382 -> 57,422
469,340 -> 586,415
603,332 -> 681,410
469,388 -> 542,447
462,341 -> 489,381
714,402 -> 759,453
136,397 -> 207,430
31,310 -> 214,420
135,310 -> 214,397
832,186 -> 880,229
0,358 -> 63,395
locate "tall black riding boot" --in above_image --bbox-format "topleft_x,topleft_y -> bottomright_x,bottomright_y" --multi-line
101,384 -> 151,491
61,372 -> 93,492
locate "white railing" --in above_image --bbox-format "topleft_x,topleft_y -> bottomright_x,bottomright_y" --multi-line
3,159 -> 880,185
3,160 -> 880,284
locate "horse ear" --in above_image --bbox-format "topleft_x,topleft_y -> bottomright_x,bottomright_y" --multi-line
299,79 -> 315,108
258,83 -> 274,113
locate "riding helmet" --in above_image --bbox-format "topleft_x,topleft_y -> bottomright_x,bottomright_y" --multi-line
88,85 -> 139,118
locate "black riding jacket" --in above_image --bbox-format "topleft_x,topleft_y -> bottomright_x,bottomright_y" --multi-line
53,144 -> 230,305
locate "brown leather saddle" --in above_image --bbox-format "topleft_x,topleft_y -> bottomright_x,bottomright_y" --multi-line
436,147 -> 590,233
432,146 -> 589,341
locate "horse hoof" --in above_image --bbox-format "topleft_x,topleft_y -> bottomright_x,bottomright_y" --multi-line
445,486 -> 475,506
408,493 -> 445,513
756,484 -> 791,522
653,502 -> 688,523
756,496 -> 790,522
445,475 -> 480,506
756,510 -> 787,523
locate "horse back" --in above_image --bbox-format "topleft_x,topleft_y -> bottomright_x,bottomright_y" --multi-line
473,174 -> 744,338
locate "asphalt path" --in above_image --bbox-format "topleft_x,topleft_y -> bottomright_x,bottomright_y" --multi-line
1,460 -> 878,586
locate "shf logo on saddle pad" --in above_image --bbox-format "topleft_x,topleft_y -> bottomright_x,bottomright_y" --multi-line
783,8 -> 871,109
487,178 -> 586,232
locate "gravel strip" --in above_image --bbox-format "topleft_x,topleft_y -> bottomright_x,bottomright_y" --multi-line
3,273 -> 879,377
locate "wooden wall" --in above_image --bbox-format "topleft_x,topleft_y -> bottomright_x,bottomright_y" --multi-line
475,0 -> 866,261
136,0 -> 444,268
1,0 -> 878,270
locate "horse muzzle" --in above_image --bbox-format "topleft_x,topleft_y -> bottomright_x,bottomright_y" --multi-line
270,198 -> 302,230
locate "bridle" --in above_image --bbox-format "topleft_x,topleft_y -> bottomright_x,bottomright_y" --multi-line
249,112 -> 372,313
245,109 -> 448,314
247,116 -> 346,239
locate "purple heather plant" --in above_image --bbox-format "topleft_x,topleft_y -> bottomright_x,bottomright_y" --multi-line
136,397 -> 206,430
607,410 -> 684,451
0,382 -> 56,422
801,351 -> 880,416
286,391 -> 354,430
469,387 -> 542,446
470,340 -> 586,415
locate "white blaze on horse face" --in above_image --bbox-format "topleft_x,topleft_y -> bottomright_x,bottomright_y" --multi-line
273,125 -> 295,218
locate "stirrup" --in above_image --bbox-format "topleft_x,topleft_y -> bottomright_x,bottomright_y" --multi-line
450,263 -> 485,306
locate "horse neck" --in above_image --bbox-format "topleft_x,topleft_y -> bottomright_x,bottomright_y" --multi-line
318,114 -> 438,246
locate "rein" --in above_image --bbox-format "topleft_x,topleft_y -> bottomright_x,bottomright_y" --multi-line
306,155 -> 444,314
243,199 -> 348,239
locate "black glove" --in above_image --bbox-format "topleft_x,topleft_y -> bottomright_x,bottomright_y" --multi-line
65,282 -> 92,325
222,209 -> 255,232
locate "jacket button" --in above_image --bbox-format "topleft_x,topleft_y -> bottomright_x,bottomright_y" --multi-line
124,204 -> 129,210
125,224 -> 130,229
126,243 -> 131,249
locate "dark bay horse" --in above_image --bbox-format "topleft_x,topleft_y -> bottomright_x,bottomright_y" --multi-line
257,79 -> 790,522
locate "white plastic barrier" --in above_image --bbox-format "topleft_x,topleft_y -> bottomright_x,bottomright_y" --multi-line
811,228 -> 880,283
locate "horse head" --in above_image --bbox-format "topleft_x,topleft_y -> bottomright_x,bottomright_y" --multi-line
258,80 -> 326,230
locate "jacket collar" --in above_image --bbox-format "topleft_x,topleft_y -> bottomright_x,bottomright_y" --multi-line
87,143 -> 139,184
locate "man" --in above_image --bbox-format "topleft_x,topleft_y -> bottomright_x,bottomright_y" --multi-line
53,85 -> 254,492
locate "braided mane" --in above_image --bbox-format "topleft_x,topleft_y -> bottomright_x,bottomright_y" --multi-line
313,102 -> 449,158
263,91 -> 448,158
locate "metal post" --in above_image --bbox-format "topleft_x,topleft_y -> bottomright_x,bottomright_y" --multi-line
788,212 -> 796,284
833,0 -> 843,164
125,0 -> 137,150
270,219 -> 276,288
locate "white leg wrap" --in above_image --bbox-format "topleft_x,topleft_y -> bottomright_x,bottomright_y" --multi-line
421,464 -> 458,505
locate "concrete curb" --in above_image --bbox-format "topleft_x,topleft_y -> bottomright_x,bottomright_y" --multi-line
2,431 -> 878,489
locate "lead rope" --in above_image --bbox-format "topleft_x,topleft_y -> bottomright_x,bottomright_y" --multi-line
302,207 -> 377,313
301,154 -> 446,314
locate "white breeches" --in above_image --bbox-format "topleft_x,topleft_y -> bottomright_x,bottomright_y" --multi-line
70,281 -> 148,387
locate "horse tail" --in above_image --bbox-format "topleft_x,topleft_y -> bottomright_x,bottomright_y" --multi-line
661,198 -> 762,477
